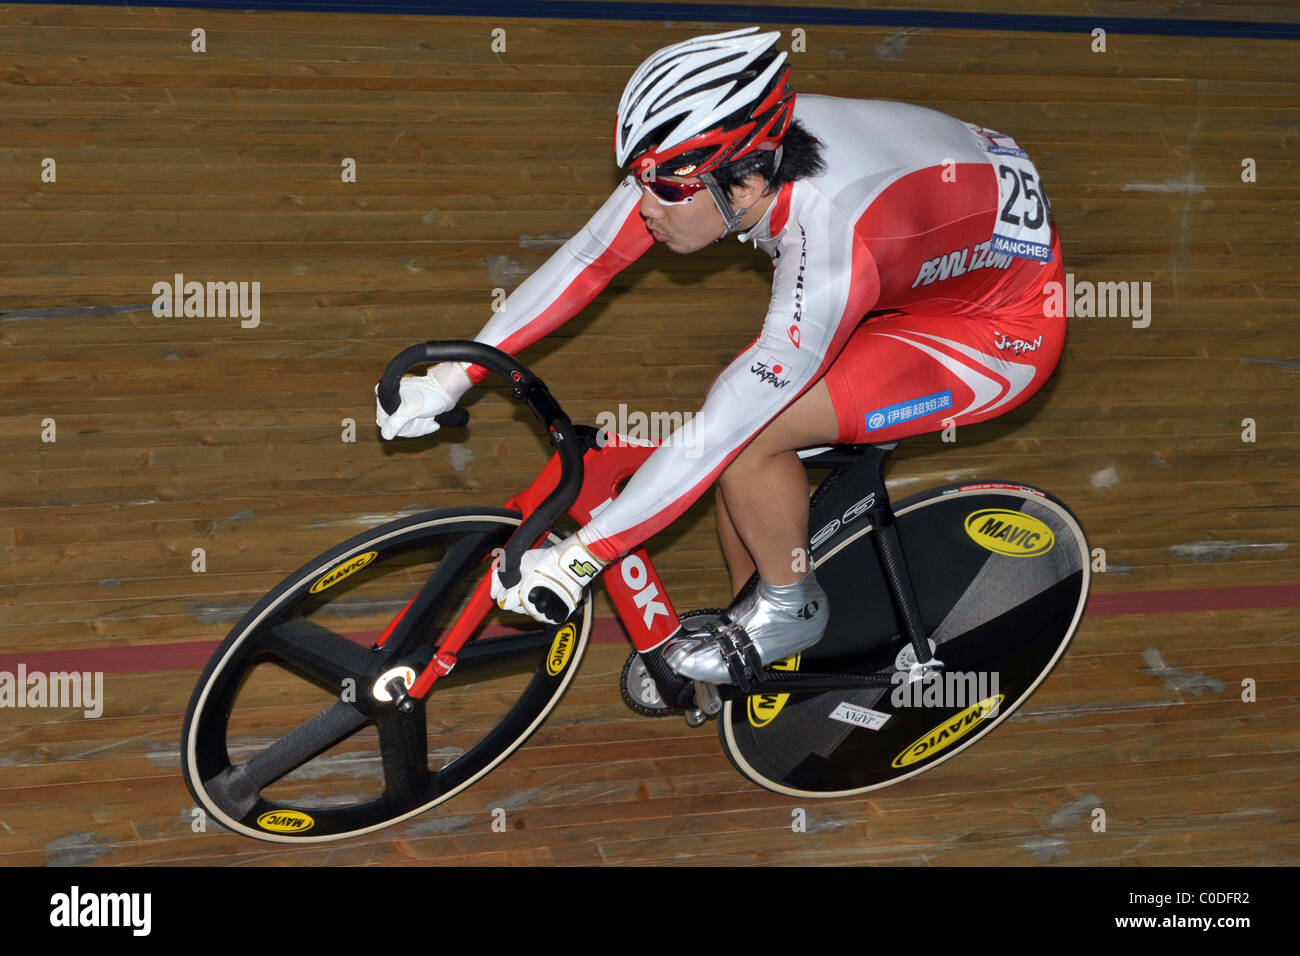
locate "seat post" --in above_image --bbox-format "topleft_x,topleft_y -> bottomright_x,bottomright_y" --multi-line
860,443 -> 935,666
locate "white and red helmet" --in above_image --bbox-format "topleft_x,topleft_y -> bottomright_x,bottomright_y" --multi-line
614,27 -> 795,178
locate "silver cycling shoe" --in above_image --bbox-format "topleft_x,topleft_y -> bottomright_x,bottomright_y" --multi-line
673,572 -> 829,684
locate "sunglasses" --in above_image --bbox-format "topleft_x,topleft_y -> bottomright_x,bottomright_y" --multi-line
638,177 -> 708,205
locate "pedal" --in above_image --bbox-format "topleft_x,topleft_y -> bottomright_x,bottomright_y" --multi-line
692,680 -> 722,716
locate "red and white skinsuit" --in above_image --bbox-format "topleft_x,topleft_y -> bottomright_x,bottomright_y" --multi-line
465,94 -> 1065,564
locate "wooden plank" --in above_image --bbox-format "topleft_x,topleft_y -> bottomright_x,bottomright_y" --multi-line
1,2 -> 1296,867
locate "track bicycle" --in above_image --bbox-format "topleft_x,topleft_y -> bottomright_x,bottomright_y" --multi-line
181,341 -> 1090,842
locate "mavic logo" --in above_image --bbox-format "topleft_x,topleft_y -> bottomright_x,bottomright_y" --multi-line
257,810 -> 314,833
620,554 -> 668,628
309,551 -> 377,594
891,695 -> 1004,768
964,509 -> 1054,557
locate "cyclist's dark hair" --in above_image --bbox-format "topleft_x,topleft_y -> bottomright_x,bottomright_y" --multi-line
711,119 -> 826,198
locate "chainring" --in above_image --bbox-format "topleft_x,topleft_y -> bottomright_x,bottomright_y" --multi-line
620,609 -> 726,717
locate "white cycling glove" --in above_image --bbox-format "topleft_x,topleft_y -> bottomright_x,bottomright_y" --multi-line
376,361 -> 473,440
490,534 -> 605,625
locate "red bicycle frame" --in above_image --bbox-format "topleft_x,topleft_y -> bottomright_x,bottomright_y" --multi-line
383,434 -> 684,700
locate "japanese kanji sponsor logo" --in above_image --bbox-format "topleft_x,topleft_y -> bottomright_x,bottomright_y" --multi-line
865,389 -> 953,431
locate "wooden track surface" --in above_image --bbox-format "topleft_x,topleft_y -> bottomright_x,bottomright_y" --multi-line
0,2 -> 1296,866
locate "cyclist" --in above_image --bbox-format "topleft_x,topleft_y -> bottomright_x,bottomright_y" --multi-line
377,27 -> 1066,687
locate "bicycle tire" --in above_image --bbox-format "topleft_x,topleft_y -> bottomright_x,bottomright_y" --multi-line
181,508 -> 593,842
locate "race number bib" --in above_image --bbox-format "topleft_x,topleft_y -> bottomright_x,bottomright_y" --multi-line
966,125 -> 1054,262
